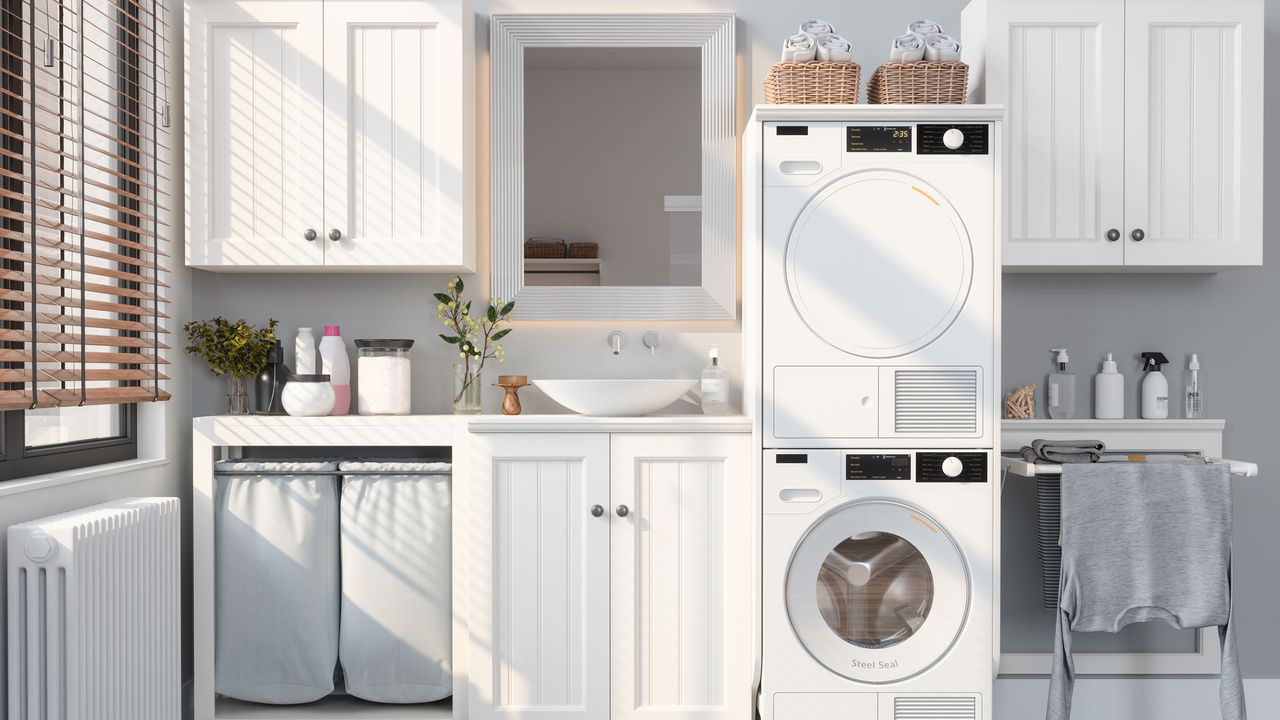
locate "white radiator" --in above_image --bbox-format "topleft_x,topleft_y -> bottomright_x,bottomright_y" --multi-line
7,497 -> 181,720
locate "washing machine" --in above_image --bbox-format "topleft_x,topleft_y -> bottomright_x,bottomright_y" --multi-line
761,112 -> 1001,449
761,449 -> 994,720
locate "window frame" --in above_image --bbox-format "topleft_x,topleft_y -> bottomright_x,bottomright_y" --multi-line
0,0 -> 153,483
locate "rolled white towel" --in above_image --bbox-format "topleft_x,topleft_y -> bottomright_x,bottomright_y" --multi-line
907,19 -> 944,36
924,33 -> 961,62
781,32 -> 817,62
890,32 -> 926,62
815,33 -> 853,62
800,18 -> 835,37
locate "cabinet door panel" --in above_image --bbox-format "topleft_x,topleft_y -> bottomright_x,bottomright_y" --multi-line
186,0 -> 325,267
323,0 -> 473,269
610,434 -> 751,720
1124,0 -> 1263,267
470,434 -> 610,720
988,0 -> 1125,267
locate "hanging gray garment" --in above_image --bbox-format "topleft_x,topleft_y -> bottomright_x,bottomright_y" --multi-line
1047,463 -> 1244,720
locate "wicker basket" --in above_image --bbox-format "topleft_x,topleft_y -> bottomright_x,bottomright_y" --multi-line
567,242 -> 599,259
524,238 -> 566,259
867,61 -> 969,104
764,61 -> 862,104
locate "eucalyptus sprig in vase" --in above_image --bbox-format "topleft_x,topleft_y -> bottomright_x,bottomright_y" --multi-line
184,317 -> 279,415
435,276 -> 513,414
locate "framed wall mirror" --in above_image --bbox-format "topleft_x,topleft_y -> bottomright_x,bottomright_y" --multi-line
490,14 -> 736,320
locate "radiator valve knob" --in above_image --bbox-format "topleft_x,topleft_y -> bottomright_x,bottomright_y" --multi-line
25,533 -> 56,563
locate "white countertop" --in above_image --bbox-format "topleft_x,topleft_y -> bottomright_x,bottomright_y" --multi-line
193,413 -> 752,446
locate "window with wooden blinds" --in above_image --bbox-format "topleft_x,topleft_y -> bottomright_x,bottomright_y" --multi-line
0,0 -> 170,415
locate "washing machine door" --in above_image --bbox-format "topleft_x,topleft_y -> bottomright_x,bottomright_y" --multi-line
785,499 -> 970,683
784,169 -> 973,358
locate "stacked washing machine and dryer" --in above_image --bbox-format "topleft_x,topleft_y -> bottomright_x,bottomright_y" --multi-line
755,106 -> 1002,720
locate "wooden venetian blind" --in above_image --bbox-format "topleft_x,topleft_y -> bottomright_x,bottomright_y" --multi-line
0,0 -> 170,410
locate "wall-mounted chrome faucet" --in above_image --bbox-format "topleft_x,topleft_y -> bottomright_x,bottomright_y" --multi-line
608,330 -> 628,356
642,330 -> 661,355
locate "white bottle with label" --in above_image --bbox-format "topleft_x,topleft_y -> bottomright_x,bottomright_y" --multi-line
319,325 -> 351,416
295,327 -> 317,374
700,346 -> 729,416
1140,352 -> 1170,419
1093,352 -> 1124,419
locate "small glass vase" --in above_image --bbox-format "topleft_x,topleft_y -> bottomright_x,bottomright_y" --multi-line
226,375 -> 251,416
452,363 -> 482,415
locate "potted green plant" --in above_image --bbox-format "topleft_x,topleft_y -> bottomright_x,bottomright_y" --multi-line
435,276 -> 513,414
184,317 -> 279,415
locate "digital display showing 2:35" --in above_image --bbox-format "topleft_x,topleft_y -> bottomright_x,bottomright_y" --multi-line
846,125 -> 912,152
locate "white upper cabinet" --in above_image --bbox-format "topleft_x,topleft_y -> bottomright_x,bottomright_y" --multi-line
186,0 -> 326,267
186,0 -> 474,271
963,0 -> 1263,271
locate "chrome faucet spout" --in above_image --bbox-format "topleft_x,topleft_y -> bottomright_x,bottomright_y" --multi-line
607,330 -> 628,356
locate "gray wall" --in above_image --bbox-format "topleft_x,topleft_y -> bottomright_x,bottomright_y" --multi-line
189,0 -> 1280,679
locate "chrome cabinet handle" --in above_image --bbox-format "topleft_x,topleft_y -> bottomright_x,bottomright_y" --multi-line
1130,228 -> 1145,242
1106,228 -> 1120,242
616,504 -> 630,518
303,228 -> 317,242
590,504 -> 604,518
329,228 -> 342,242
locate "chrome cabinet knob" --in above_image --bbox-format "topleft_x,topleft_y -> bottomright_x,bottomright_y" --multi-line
616,504 -> 630,518
1106,228 -> 1120,242
1131,228 -> 1145,242
329,228 -> 342,242
303,228 -> 317,242
590,504 -> 604,517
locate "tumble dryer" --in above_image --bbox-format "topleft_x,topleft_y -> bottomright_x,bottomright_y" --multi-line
761,109 -> 1001,448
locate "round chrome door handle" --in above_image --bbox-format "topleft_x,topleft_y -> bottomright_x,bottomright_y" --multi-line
590,504 -> 604,518
1106,228 -> 1120,242
329,228 -> 342,242
1131,228 -> 1145,242
303,228 -> 317,242
616,504 -> 630,518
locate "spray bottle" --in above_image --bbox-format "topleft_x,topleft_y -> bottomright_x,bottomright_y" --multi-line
1140,352 -> 1170,419
1184,354 -> 1204,419
1047,348 -> 1076,419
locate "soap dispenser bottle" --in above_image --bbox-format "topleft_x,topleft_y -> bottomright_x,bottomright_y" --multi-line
1184,353 -> 1204,419
1047,348 -> 1076,419
700,346 -> 729,416
1140,352 -> 1171,419
1094,352 -> 1124,419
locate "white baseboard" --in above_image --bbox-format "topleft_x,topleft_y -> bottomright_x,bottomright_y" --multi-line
996,678 -> 1280,719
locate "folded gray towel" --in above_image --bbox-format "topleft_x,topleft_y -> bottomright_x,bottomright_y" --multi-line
1020,439 -> 1105,464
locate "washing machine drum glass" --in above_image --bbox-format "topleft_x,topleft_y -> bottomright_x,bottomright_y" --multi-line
785,170 -> 973,358
816,532 -> 933,650
786,499 -> 970,683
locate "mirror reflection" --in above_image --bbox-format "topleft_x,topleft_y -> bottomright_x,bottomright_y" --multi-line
523,47 -> 702,287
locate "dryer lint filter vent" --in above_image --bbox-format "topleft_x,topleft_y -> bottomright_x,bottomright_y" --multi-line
894,695 -> 977,720
894,369 -> 979,435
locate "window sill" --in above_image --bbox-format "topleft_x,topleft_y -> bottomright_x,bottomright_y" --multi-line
0,457 -> 170,500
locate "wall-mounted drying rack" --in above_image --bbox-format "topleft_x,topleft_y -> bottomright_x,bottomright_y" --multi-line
998,418 -> 1259,678
1000,454 -> 1258,479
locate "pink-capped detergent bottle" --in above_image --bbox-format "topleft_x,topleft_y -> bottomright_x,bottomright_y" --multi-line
319,325 -> 351,415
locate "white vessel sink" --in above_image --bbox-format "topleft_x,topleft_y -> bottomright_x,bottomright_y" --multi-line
533,379 -> 697,417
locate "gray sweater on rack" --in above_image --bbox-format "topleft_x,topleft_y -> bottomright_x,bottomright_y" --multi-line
1048,462 -> 1244,720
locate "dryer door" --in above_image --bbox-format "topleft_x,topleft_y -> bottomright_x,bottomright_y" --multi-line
784,169 -> 973,358
785,499 -> 970,683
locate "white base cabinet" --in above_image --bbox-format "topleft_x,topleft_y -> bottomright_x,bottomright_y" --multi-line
186,0 -> 474,271
963,0 -> 1263,271
468,432 -> 752,720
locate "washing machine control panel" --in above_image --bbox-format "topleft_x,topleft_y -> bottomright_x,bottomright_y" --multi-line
845,453 -> 912,480
917,123 -> 990,155
916,452 -> 988,482
845,125 -> 912,153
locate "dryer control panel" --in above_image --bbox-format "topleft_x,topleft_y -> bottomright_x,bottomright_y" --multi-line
916,452 -> 988,482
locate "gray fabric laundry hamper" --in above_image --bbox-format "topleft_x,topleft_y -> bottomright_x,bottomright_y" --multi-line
214,460 -> 341,704
339,460 -> 453,703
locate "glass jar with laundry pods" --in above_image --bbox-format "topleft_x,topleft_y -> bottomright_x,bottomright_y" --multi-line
355,339 -> 413,415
